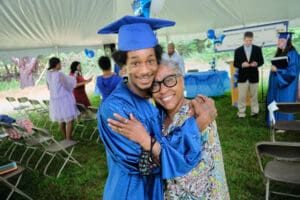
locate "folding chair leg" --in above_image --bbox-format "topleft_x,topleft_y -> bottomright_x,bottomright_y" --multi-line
34,151 -> 47,170
20,148 -> 30,163
89,128 -> 98,141
2,174 -> 33,200
265,178 -> 270,200
80,127 -> 87,138
25,148 -> 38,169
57,146 -> 75,178
270,128 -> 275,142
43,153 -> 56,177
3,143 -> 16,158
8,144 -> 19,160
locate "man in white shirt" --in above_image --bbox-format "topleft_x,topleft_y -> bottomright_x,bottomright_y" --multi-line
162,42 -> 185,74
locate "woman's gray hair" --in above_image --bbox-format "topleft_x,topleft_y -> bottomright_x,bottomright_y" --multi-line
159,59 -> 183,75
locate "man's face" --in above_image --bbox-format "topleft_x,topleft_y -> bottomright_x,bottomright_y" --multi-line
126,48 -> 158,96
244,37 -> 253,47
167,44 -> 175,55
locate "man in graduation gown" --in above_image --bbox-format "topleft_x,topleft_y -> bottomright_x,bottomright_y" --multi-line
97,15 -> 217,200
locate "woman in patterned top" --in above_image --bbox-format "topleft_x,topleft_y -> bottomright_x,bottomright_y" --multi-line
109,59 -> 230,199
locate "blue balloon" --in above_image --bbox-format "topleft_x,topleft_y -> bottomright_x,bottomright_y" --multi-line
207,29 -> 216,40
84,49 -> 95,58
214,34 -> 226,45
132,0 -> 151,18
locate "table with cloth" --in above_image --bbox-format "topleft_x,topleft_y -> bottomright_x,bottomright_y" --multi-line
184,70 -> 231,98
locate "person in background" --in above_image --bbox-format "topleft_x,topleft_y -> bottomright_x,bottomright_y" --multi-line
162,42 -> 185,74
234,31 -> 264,118
266,32 -> 300,125
97,15 -> 217,199
95,56 -> 122,101
69,61 -> 92,107
109,60 -> 229,199
46,57 -> 79,140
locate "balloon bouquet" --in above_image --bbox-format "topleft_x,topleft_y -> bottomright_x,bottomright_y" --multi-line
83,48 -> 96,76
206,29 -> 226,71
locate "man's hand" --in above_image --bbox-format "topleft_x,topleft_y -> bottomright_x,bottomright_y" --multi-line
242,62 -> 250,68
250,61 -> 258,67
190,95 -> 217,131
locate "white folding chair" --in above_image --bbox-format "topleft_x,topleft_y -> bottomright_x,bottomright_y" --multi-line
5,97 -> 29,116
87,106 -> 99,141
32,127 -> 82,178
0,164 -> 33,200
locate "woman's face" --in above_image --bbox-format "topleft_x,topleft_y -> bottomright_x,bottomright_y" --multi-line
77,64 -> 81,71
56,62 -> 62,70
278,38 -> 287,50
126,48 -> 158,95
152,64 -> 185,115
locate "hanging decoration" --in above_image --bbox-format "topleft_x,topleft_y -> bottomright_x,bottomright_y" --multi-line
11,57 -> 38,89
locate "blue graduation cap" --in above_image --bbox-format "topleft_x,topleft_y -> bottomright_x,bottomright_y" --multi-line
278,32 -> 293,40
98,15 -> 175,51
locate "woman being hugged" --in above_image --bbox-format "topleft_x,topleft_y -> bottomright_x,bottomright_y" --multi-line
109,60 -> 229,199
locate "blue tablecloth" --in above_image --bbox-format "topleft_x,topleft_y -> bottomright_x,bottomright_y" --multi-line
184,70 -> 231,98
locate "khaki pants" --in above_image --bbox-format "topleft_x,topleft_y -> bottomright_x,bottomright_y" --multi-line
237,80 -> 259,117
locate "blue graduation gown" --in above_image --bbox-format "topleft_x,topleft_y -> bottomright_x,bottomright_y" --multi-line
98,82 -> 203,199
266,50 -> 300,125
98,82 -> 163,200
158,117 -> 202,179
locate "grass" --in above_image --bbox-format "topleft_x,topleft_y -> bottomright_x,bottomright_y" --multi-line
1,92 -> 300,199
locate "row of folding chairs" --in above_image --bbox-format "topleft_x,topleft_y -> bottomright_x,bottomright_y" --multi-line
0,122 -> 82,178
256,102 -> 300,199
5,96 -> 50,128
5,97 -> 100,141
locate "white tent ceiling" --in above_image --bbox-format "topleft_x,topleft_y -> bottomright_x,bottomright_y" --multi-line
1,0 -> 300,59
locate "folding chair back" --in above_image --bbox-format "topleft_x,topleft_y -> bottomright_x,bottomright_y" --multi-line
17,97 -> 29,104
256,141 -> 300,200
270,102 -> 300,141
276,103 -> 300,114
5,97 -> 28,115
76,103 -> 87,113
43,100 -> 49,107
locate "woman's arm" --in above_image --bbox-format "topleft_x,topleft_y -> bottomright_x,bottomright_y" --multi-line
74,76 -> 92,88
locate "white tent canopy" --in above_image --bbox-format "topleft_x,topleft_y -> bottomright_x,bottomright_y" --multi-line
1,0 -> 300,59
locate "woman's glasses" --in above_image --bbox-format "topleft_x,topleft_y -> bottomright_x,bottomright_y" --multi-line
151,74 -> 182,93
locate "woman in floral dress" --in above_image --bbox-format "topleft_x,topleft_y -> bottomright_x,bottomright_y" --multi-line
109,59 -> 230,199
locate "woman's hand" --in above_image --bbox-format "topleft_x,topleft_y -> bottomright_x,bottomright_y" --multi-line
86,76 -> 93,83
108,113 -> 151,150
